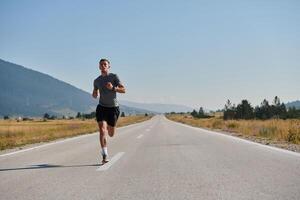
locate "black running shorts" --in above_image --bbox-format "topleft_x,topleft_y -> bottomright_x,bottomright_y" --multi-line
96,105 -> 120,127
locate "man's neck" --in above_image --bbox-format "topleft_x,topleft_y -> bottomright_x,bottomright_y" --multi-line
101,72 -> 109,76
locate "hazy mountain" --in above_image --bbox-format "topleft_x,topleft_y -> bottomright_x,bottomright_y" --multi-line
0,59 -> 153,117
120,105 -> 157,115
286,100 -> 300,109
119,100 -> 194,113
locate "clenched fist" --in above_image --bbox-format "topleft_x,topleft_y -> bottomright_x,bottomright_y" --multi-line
106,82 -> 114,90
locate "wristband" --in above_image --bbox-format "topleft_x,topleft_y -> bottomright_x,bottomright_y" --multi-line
112,86 -> 116,91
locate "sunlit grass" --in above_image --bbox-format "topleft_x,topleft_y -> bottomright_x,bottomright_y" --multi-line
166,114 -> 300,144
0,115 -> 151,150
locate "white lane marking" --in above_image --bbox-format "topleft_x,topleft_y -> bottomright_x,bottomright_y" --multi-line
167,118 -> 300,157
96,152 -> 125,171
137,134 -> 144,139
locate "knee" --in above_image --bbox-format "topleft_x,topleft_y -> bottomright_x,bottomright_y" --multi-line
99,125 -> 106,133
100,128 -> 106,133
108,130 -> 115,137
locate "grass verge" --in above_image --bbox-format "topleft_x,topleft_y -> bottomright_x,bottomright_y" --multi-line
166,114 -> 300,149
0,115 -> 151,150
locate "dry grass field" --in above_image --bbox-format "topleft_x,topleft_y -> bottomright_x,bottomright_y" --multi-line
0,115 -> 151,150
166,114 -> 300,145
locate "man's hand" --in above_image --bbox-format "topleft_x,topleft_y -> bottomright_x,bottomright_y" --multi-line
106,82 -> 126,93
106,82 -> 114,90
92,89 -> 98,98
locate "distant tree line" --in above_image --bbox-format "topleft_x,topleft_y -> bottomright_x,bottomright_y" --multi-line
191,107 -> 211,118
166,112 -> 186,115
166,108 -> 211,118
41,112 -> 94,120
43,113 -> 57,120
3,111 -> 133,121
75,111 -> 126,119
75,112 -> 96,119
223,96 -> 300,120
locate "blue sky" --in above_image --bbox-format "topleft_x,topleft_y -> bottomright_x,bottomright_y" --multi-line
1,0 -> 299,110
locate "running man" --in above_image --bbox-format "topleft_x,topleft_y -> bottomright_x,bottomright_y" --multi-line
92,58 -> 126,164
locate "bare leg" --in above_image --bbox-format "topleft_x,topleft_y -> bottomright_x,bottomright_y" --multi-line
98,121 -> 109,163
98,121 -> 107,148
107,125 -> 116,137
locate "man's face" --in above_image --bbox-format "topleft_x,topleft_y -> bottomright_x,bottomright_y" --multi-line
99,61 -> 110,73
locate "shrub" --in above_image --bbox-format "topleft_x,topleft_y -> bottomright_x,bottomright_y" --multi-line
212,119 -> 223,129
227,122 -> 238,129
287,127 -> 300,144
259,126 -> 277,138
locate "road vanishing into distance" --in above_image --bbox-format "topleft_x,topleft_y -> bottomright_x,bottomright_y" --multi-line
1,115 -> 300,200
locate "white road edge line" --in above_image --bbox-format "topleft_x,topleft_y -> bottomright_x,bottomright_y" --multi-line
97,152 -> 125,171
0,132 -> 97,157
0,121 -> 150,158
167,118 -> 300,157
137,134 -> 144,139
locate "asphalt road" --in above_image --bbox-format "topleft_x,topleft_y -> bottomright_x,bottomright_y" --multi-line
1,115 -> 300,200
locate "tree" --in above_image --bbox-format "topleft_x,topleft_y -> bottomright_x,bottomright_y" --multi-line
270,96 -> 280,118
191,109 -> 198,118
287,107 -> 300,119
223,99 -> 236,120
196,107 -> 210,118
273,96 -> 281,106
271,96 -> 287,119
235,100 -> 254,119
76,112 -> 81,118
198,107 -> 205,117
255,99 -> 271,119
121,112 -> 125,117
4,115 -> 9,120
83,111 -> 96,119
49,115 -> 57,120
279,103 -> 287,119
43,113 -> 50,119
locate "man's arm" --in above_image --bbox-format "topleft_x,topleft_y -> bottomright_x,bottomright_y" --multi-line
106,82 -> 126,93
115,83 -> 126,93
92,89 -> 98,98
93,80 -> 99,98
114,74 -> 125,93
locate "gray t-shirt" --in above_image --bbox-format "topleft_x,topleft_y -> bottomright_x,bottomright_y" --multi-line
93,73 -> 121,107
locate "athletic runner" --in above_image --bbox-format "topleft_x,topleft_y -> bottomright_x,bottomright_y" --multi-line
92,58 -> 126,164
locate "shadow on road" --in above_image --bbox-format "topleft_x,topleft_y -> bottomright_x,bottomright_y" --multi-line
0,163 -> 103,172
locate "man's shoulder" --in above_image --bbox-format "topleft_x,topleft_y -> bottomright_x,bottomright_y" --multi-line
94,75 -> 102,82
109,73 -> 119,79
109,73 -> 118,77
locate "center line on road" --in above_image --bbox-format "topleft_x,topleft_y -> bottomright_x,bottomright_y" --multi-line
137,134 -> 144,139
96,152 -> 125,171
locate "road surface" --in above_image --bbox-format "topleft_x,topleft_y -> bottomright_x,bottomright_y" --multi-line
1,115 -> 300,200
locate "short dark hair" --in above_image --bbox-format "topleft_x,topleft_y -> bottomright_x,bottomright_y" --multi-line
99,58 -> 110,64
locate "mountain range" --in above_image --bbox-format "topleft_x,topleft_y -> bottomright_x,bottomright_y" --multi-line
119,100 -> 194,113
0,59 -> 193,117
286,100 -> 300,109
0,59 -> 156,117
1,59 -> 297,117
